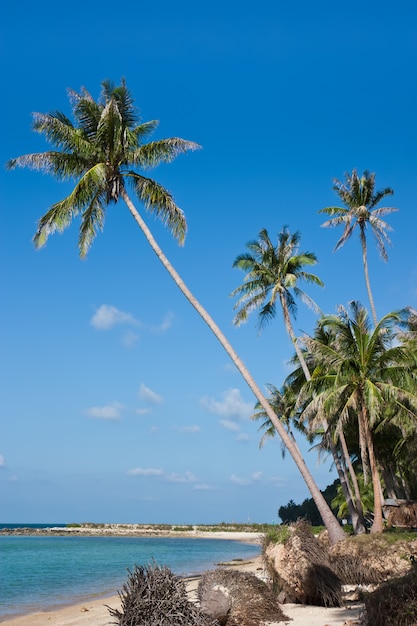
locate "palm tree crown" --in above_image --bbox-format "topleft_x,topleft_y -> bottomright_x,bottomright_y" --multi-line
300,301 -> 417,532
231,227 -> 323,329
231,227 -> 323,381
319,169 -> 398,325
6,79 -> 200,256
6,81 -> 347,545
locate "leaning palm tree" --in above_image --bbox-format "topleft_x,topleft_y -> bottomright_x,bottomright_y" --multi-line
301,302 -> 417,533
319,169 -> 398,326
231,227 -> 323,381
6,80 -> 346,544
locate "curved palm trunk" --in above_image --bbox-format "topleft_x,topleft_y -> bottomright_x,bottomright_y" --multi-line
279,294 -> 311,381
360,229 -> 377,326
121,189 -> 346,545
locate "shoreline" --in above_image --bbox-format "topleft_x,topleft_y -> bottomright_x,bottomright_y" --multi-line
0,530 -> 262,624
0,550 -> 366,626
0,529 -> 366,626
0,524 -> 263,541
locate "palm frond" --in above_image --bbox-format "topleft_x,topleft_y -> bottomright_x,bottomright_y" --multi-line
128,172 -> 187,245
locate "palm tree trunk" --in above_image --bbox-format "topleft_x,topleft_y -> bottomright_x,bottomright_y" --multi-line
360,229 -> 377,326
361,406 -> 383,533
279,304 -> 362,533
121,189 -> 346,545
339,427 -> 366,531
279,295 -> 311,381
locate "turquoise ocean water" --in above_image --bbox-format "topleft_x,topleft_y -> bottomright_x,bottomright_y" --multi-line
0,529 -> 260,620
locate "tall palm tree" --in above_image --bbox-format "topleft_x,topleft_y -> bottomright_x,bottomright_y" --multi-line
6,80 -> 346,544
301,302 -> 417,533
231,227 -> 323,381
231,228 -> 363,530
319,169 -> 398,326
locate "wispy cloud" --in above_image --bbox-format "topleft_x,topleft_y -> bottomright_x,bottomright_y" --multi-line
91,304 -> 140,330
219,419 -> 240,432
201,388 -> 253,420
194,483 -> 216,491
86,403 -> 124,420
122,330 -> 140,347
166,471 -> 197,483
128,468 -> 164,476
135,408 -> 152,416
128,468 -> 199,485
0,454 -> 5,468
230,471 -> 262,486
151,312 -> 174,333
139,383 -> 163,405
176,425 -> 200,433
236,433 -> 250,442
201,388 -> 253,435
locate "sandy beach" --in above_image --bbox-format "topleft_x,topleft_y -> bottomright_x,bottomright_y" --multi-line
0,531 -> 365,626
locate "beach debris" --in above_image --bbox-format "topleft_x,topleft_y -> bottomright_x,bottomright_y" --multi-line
107,562 -> 217,626
264,520 -> 342,607
329,535 -> 415,585
198,567 -> 288,625
362,568 -> 417,625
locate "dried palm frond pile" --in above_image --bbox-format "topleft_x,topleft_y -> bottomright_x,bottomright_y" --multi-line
198,568 -> 288,625
263,519 -> 342,607
363,569 -> 417,626
329,535 -> 414,585
107,563 -> 216,626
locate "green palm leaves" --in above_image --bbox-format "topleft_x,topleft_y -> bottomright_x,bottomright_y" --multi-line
231,227 -> 323,330
301,302 -> 417,532
6,79 -> 200,256
319,169 -> 398,325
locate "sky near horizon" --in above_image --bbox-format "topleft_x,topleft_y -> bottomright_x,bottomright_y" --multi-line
1,0 -> 416,524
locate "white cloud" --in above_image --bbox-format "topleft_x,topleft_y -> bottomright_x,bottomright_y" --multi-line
201,388 -> 253,420
230,474 -> 251,486
177,425 -> 200,433
128,468 -> 164,476
194,483 -> 217,491
166,471 -> 197,483
135,408 -> 151,416
86,403 -> 124,420
122,330 -> 140,347
219,419 -> 240,432
91,304 -> 140,330
151,312 -> 174,333
236,433 -> 250,442
230,471 -> 262,486
139,383 -> 163,405
0,454 -> 5,467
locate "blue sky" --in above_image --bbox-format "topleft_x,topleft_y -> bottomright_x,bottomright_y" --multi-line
1,0 -> 416,524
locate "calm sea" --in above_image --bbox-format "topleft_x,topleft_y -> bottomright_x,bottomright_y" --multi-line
0,529 -> 260,620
